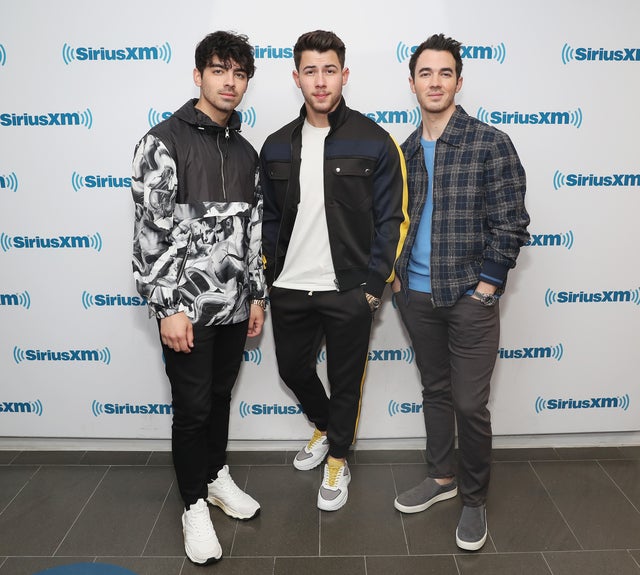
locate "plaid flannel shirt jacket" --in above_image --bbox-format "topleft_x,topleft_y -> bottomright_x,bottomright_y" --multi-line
395,106 -> 530,307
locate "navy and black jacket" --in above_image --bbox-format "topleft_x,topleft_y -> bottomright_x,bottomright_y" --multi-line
259,98 -> 408,299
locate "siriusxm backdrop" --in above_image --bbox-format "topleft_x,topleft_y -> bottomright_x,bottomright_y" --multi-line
1,0 -> 639,446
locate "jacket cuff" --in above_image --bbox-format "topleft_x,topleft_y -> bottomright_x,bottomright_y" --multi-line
365,273 -> 386,299
149,304 -> 180,320
479,260 -> 509,288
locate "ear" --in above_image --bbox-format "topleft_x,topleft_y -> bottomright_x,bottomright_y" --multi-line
292,69 -> 301,89
193,68 -> 202,88
342,67 -> 350,86
409,75 -> 416,94
456,75 -> 463,93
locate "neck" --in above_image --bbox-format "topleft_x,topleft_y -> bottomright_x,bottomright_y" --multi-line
421,106 -> 456,141
195,100 -> 231,127
305,108 -> 330,128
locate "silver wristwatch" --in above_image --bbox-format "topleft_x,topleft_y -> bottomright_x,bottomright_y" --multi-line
472,291 -> 498,307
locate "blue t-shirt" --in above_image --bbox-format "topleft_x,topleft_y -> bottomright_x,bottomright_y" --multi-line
407,138 -> 435,293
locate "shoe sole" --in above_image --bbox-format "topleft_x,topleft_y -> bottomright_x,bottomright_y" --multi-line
393,486 -> 458,514
317,488 -> 348,511
185,552 -> 222,566
207,496 -> 261,520
317,471 -> 351,511
293,448 -> 329,471
456,528 -> 487,551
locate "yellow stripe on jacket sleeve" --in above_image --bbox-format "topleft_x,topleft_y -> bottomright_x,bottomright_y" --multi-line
386,134 -> 410,283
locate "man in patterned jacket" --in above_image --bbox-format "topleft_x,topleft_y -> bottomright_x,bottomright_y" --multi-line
131,31 -> 266,566
392,34 -> 530,551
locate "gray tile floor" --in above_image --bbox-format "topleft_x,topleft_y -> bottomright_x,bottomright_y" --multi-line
1,447 -> 640,574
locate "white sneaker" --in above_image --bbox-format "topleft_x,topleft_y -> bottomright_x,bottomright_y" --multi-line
293,429 -> 329,470
317,459 -> 351,511
207,465 -> 260,520
182,499 -> 222,565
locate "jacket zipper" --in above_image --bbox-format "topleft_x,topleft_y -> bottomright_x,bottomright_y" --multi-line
217,129 -> 228,200
176,233 -> 193,284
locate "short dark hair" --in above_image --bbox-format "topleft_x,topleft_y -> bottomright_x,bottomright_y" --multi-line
408,34 -> 463,79
293,30 -> 346,70
195,31 -> 255,79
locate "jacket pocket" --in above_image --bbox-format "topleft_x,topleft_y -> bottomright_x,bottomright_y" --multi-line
266,161 -> 291,180
327,157 -> 375,212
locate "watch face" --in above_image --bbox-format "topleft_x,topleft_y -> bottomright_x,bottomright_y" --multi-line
481,294 -> 497,306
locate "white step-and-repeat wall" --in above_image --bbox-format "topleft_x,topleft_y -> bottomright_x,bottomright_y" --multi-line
1,0 -> 638,444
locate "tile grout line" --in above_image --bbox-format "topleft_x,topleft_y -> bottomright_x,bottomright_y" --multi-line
597,460 -> 640,516
628,549 -> 640,569
389,464 -> 411,556
528,461 -> 585,551
52,465 -> 111,557
540,551 -> 556,575
140,477 -> 175,557
0,464 -> 40,517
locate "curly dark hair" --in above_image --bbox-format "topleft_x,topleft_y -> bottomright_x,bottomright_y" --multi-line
195,31 -> 255,79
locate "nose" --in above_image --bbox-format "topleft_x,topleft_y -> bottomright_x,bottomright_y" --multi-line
223,70 -> 236,86
315,71 -> 327,86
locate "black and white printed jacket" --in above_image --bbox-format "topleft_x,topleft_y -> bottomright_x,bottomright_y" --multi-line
131,99 -> 265,327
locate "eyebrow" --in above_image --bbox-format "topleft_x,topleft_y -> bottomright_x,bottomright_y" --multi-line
417,66 -> 454,74
302,63 -> 339,72
209,61 -> 247,73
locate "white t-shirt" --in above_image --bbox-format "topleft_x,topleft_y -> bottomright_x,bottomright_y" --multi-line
273,120 -> 336,291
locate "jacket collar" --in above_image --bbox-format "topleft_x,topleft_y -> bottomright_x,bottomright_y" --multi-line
173,98 -> 242,132
405,105 -> 469,157
297,96 -> 348,131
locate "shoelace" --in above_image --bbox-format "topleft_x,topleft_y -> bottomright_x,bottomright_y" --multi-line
188,504 -> 214,538
215,474 -> 240,494
324,462 -> 343,488
307,429 -> 324,449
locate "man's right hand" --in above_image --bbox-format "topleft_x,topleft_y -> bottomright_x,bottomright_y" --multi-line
160,312 -> 194,353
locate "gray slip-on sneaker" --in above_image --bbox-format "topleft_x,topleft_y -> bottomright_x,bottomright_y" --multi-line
394,477 -> 458,513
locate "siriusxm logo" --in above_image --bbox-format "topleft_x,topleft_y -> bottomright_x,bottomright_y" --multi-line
91,400 -> 171,417
243,348 -> 262,365
0,109 -> 93,129
238,401 -> 303,418
553,170 -> 640,190
562,44 -> 640,64
364,106 -> 421,127
62,42 -> 172,64
0,232 -> 102,252
0,171 -> 18,192
396,41 -> 506,64
253,45 -> 294,59
525,231 -> 574,249
71,172 -> 131,192
82,291 -> 146,309
477,107 -> 583,128
545,288 -> 640,307
148,107 -> 256,128
535,394 -> 630,413
0,400 -> 43,416
387,400 -> 423,417
498,343 -> 563,361
238,107 -> 257,128
316,347 -> 415,364
0,43 -> 6,66
13,346 -> 111,364
0,291 -> 31,308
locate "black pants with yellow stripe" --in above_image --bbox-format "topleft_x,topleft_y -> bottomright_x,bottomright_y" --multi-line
269,286 -> 373,459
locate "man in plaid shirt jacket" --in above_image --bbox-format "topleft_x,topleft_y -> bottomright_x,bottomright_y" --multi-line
392,34 -> 530,551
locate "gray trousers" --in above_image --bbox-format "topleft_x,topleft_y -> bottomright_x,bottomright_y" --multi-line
396,290 -> 500,506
